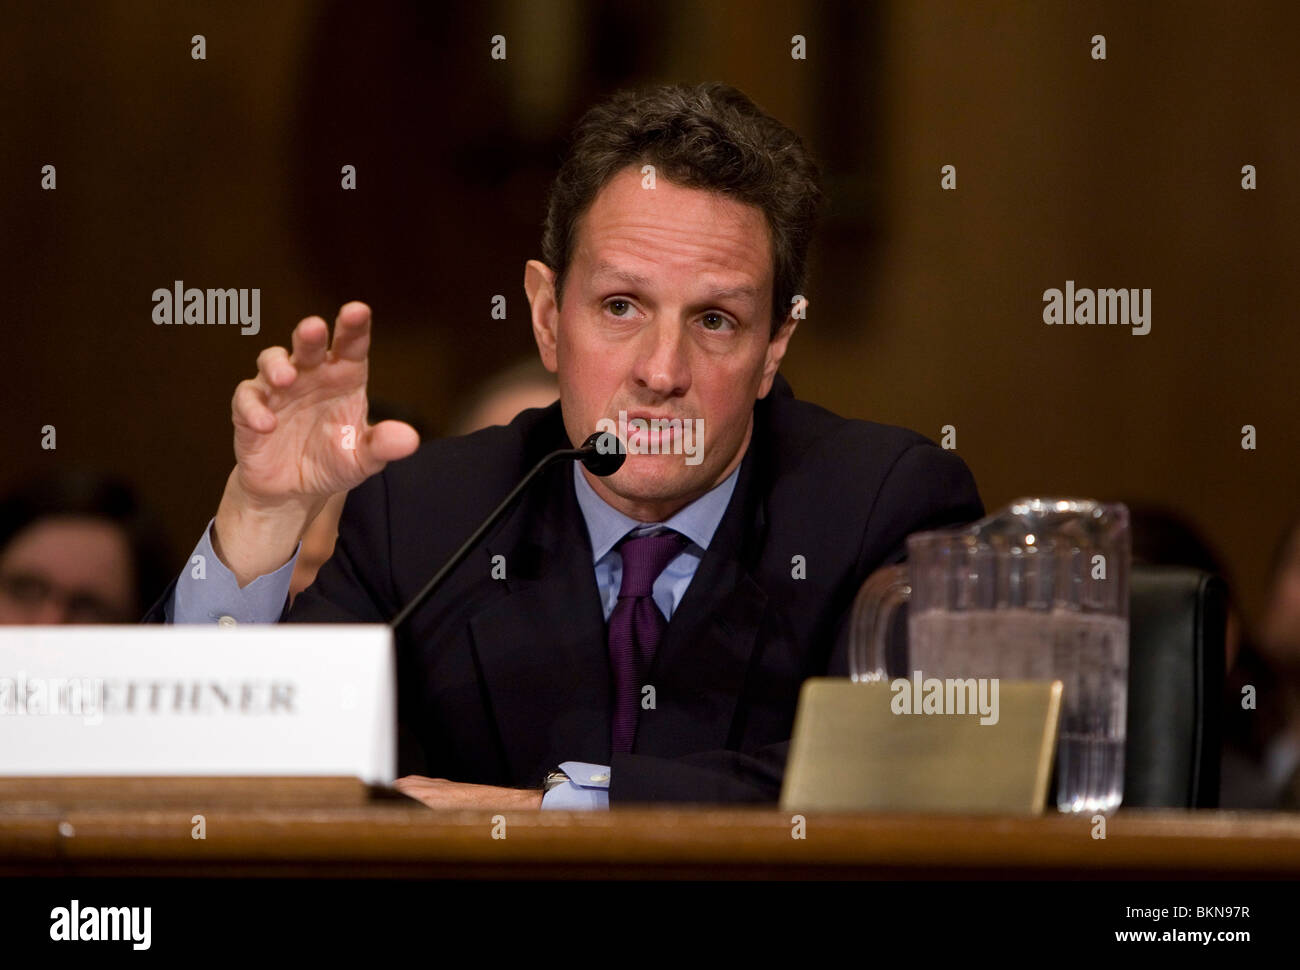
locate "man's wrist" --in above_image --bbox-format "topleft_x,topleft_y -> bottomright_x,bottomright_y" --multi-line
213,469 -> 322,586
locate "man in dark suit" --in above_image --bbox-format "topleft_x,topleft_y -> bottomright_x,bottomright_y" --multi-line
150,81 -> 982,807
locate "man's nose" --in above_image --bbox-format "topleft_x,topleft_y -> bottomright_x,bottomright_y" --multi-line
633,319 -> 690,397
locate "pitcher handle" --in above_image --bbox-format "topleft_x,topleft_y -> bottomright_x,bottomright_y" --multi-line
848,563 -> 911,682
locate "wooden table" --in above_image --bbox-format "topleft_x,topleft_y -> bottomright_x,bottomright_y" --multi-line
2,778 -> 1298,880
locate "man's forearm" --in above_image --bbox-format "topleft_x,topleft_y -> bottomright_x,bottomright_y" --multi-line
212,467 -> 324,587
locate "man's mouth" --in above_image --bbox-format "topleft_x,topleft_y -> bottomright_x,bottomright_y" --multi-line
595,409 -> 706,466
624,413 -> 686,442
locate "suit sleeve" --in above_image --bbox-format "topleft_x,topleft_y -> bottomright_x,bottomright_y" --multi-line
608,442 -> 984,805
282,470 -> 399,623
610,746 -> 790,804
856,440 -> 986,573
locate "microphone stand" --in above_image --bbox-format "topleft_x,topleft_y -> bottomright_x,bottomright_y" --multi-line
389,432 -> 621,631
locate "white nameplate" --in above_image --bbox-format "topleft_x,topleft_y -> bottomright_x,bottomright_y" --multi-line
0,625 -> 395,785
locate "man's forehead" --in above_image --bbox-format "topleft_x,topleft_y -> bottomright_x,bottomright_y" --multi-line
572,169 -> 772,291
583,168 -> 767,233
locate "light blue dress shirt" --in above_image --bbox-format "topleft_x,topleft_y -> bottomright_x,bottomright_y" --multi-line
168,460 -> 740,810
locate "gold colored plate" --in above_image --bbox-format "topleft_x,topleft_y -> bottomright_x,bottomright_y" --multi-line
780,678 -> 1063,814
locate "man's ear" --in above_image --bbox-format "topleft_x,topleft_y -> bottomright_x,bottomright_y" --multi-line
525,260 -> 560,373
757,315 -> 799,398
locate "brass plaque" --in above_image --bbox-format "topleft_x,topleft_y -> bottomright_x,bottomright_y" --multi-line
780,678 -> 1062,814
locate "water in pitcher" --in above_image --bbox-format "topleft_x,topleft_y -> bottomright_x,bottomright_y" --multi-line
908,607 -> 1128,813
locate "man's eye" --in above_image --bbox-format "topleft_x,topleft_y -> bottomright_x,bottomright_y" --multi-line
700,312 -> 734,332
605,299 -> 633,317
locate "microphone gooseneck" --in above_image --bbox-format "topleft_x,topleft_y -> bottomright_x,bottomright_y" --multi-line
389,430 -> 625,631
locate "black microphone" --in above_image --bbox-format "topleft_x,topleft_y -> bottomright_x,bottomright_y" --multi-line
389,431 -> 625,631
578,429 -> 626,477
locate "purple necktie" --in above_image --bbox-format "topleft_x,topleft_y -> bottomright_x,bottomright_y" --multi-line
607,530 -> 688,753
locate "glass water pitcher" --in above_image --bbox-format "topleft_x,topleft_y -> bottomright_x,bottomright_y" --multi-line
849,498 -> 1130,814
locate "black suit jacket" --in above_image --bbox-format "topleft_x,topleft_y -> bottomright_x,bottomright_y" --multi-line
145,374 -> 983,803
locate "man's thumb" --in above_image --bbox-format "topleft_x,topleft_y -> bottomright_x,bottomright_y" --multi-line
365,420 -> 421,465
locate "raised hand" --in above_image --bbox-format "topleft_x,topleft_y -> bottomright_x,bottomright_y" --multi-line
230,302 -> 419,506
214,302 -> 419,585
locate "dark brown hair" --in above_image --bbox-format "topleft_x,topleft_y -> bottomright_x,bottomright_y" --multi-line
541,82 -> 823,335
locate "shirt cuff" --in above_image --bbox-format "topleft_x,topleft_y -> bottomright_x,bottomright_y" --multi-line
169,518 -> 300,624
540,761 -> 611,810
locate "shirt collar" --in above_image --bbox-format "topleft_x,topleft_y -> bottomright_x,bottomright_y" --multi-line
572,461 -> 740,564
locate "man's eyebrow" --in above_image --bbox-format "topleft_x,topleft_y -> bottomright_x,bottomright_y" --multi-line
705,284 -> 759,303
590,263 -> 654,287
591,263 -> 759,303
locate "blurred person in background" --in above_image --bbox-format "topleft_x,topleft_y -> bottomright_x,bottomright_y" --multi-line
447,358 -> 559,437
0,471 -> 174,624
1227,515 -> 1300,809
1128,504 -> 1244,665
1125,502 -> 1291,808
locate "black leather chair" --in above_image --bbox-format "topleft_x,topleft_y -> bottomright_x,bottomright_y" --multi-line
1124,565 -> 1227,808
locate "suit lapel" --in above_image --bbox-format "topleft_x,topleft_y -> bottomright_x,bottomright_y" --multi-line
468,459 -> 612,783
636,427 -> 771,756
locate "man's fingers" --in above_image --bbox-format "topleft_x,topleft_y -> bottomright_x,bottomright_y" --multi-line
290,316 -> 329,370
231,379 -> 276,434
329,301 -> 372,363
255,346 -> 296,389
393,775 -> 440,805
391,775 -> 540,810
393,775 -> 433,794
